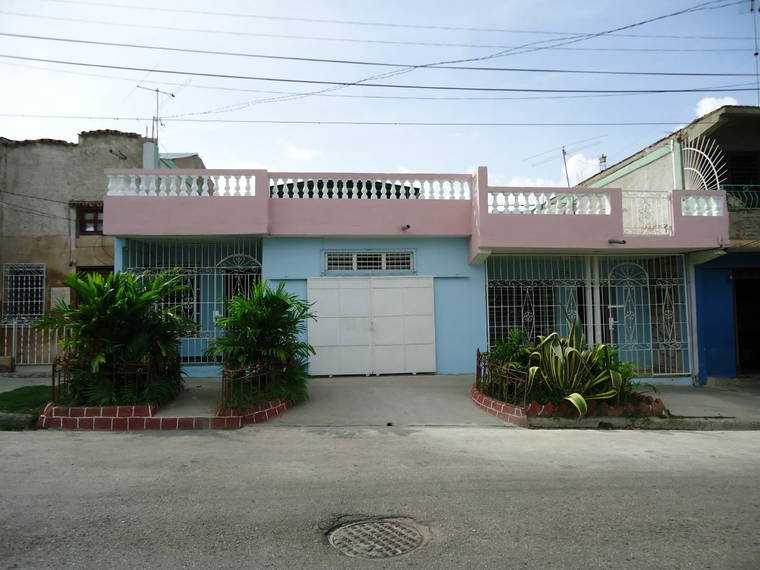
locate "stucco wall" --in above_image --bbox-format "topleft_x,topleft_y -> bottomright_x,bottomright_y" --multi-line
598,152 -> 674,191
261,236 -> 487,374
0,131 -> 146,306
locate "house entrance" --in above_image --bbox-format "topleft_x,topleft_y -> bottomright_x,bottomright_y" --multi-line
734,269 -> 760,372
486,255 -> 690,376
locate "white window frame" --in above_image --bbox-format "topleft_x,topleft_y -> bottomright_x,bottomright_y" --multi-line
324,250 -> 415,274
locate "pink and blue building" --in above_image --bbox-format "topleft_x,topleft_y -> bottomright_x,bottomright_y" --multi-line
104,163 -> 728,380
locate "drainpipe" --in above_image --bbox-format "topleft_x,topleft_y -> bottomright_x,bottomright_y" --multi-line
671,139 -> 684,190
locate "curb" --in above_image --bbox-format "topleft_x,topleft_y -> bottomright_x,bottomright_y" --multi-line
529,416 -> 760,430
0,411 -> 36,429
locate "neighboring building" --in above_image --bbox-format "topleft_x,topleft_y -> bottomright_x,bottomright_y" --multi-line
580,105 -> 760,383
0,130 -> 204,364
103,162 -> 728,378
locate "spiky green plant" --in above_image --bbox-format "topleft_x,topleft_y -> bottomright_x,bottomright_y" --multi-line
527,321 -> 623,417
35,271 -> 197,406
206,281 -> 315,404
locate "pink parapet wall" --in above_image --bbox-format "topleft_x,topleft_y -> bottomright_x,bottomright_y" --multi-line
103,167 -> 729,258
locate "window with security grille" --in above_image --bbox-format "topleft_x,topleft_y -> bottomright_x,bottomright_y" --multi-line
2,264 -> 46,320
325,251 -> 414,273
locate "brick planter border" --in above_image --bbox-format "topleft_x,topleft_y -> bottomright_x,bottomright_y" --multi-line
471,385 -> 668,428
37,398 -> 291,430
471,385 -> 528,428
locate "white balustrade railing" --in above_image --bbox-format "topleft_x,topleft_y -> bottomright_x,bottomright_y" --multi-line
487,190 -> 611,215
681,194 -> 724,216
107,173 -> 256,196
269,175 -> 471,200
622,190 -> 672,235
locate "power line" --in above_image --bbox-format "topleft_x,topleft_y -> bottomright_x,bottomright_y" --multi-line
1,55 -> 756,94
0,114 -> 719,127
0,10 -> 750,54
753,0 -> 760,105
2,32 -> 755,78
1,189 -> 69,205
0,202 -> 71,222
34,0 -> 752,41
173,0 -> 745,113
4,59 -> 755,102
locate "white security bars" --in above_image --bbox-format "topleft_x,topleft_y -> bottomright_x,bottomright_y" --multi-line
486,255 -> 690,376
1,263 -> 46,321
107,173 -> 256,196
622,191 -> 672,235
325,251 -> 414,273
487,190 -> 611,215
123,239 -> 262,365
269,175 -> 471,199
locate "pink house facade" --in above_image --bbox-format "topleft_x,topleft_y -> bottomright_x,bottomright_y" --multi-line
104,166 -> 728,379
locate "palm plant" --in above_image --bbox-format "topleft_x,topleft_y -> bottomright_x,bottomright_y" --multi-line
35,271 -> 197,406
206,282 -> 315,404
527,321 -> 623,417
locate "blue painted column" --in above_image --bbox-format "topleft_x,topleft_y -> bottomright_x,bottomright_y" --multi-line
113,237 -> 125,272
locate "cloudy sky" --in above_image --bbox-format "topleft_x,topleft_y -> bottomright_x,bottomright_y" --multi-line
0,0 -> 755,185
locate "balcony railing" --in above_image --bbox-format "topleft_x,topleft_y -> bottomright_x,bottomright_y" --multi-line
268,173 -> 471,200
487,189 -> 611,215
106,170 -> 257,196
723,185 -> 760,210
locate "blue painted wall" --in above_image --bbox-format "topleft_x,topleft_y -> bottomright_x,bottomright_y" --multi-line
262,237 -> 487,374
695,252 -> 760,382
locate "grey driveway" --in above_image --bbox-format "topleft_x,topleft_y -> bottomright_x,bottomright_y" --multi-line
268,374 -> 507,427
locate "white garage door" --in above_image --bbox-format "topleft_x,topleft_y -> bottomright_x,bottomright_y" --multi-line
307,276 -> 436,376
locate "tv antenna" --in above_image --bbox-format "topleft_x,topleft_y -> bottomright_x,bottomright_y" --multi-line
136,85 -> 175,141
561,146 -> 571,188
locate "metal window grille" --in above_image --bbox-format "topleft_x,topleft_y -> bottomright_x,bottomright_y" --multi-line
124,239 -> 262,364
325,251 -> 414,273
2,263 -> 46,321
486,255 -> 690,376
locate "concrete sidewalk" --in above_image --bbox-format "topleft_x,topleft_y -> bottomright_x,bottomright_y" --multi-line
657,383 -> 760,421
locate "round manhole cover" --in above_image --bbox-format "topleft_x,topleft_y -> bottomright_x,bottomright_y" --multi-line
328,518 -> 428,559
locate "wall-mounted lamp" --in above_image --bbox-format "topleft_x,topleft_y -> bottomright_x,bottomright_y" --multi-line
608,238 -> 626,245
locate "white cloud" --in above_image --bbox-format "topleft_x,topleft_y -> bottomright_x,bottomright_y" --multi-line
695,96 -> 737,118
563,153 -> 599,186
282,143 -> 321,162
505,176 -> 562,187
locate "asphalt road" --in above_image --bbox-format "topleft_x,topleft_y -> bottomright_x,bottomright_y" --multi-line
1,428 -> 758,569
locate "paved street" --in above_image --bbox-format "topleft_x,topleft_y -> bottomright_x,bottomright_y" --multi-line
1,427 -> 758,569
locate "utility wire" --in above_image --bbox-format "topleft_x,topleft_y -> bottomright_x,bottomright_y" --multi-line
34,0 -> 752,41
1,189 -> 69,205
1,55 -> 755,94
752,0 -> 760,105
0,10 -> 750,54
167,0 -> 745,115
0,202 -> 71,222
0,114 -> 720,127
4,60 -> 755,102
1,32 -> 755,77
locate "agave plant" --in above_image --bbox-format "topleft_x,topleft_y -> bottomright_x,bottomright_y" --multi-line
206,281 -> 315,404
527,321 -> 623,417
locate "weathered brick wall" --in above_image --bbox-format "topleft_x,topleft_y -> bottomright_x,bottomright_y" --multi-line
729,210 -> 760,241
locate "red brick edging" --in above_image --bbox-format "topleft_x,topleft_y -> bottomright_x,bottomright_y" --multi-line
471,385 -> 528,428
37,399 -> 292,431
